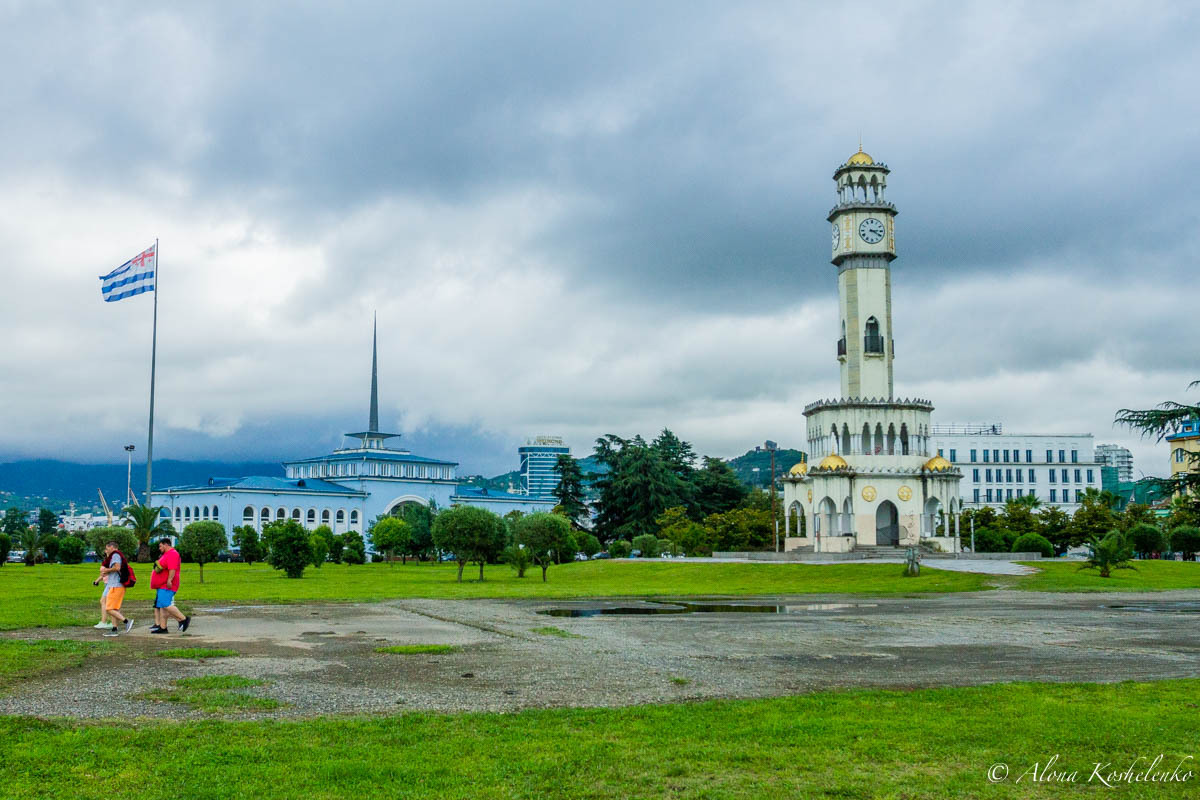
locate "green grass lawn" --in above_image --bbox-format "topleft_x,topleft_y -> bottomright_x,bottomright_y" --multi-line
0,640 -> 111,693
0,560 -> 992,630
4,679 -> 1198,798
0,559 -> 1195,632
1012,560 -> 1200,592
139,675 -> 281,713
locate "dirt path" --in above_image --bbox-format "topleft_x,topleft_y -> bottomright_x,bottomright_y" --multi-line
3,590 -> 1198,719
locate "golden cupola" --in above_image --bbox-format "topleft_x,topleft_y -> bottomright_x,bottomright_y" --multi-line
788,461 -> 808,477
817,454 -> 849,471
923,455 -> 952,472
846,147 -> 873,165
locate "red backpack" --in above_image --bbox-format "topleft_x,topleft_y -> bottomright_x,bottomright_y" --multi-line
116,550 -> 137,589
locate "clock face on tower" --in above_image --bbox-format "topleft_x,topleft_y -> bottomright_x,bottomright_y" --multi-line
859,218 -> 885,244
831,223 -> 840,249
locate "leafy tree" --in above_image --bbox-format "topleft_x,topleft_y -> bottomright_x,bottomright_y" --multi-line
1036,505 -> 1072,555
432,506 -> 505,582
513,512 -> 574,582
393,504 -> 435,562
0,533 -> 9,566
262,519 -> 312,578
656,506 -> 711,556
552,454 -> 589,527
327,531 -> 345,564
121,503 -> 171,562
971,526 -> 1011,553
178,521 -> 227,583
37,508 -> 58,536
631,533 -> 662,558
1127,523 -> 1164,558
371,517 -> 411,566
342,531 -> 366,565
1165,495 -> 1200,532
608,539 -> 632,558
1067,490 -> 1119,550
693,457 -> 748,517
2,508 -> 26,537
703,507 -> 773,552
999,497 -> 1040,539
17,527 -> 43,565
1118,503 -> 1155,534
57,534 -> 85,564
1079,531 -> 1135,578
596,436 -> 690,540
309,533 -> 329,568
1169,525 -> 1200,560
1011,532 -> 1054,558
231,526 -> 263,565
41,534 -> 61,563
89,526 -> 138,561
575,531 -> 601,559
1116,382 -> 1200,507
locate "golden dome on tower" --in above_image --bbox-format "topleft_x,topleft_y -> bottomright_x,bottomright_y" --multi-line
923,455 -> 952,472
817,454 -> 849,471
788,461 -> 808,476
846,148 -> 873,165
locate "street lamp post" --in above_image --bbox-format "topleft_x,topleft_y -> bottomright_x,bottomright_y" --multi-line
764,441 -> 779,552
124,445 -> 136,506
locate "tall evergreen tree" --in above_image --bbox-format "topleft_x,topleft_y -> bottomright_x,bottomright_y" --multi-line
693,457 -> 748,517
1116,381 -> 1200,504
552,453 -> 589,527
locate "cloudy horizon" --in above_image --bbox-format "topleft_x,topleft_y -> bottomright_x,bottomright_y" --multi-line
2,1 -> 1197,477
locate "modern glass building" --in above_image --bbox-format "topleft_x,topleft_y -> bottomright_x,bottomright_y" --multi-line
518,436 -> 570,499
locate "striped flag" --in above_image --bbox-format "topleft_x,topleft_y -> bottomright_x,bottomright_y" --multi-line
99,244 -> 156,302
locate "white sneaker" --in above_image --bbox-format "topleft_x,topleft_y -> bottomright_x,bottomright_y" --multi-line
93,622 -> 109,629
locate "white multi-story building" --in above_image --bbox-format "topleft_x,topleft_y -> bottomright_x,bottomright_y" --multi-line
1095,444 -> 1134,483
928,424 -> 1101,513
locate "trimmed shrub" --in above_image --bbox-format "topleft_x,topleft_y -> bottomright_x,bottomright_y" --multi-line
971,526 -> 1009,553
1011,532 -> 1054,558
309,533 -> 329,568
0,533 -> 10,565
262,519 -> 312,578
575,532 -> 601,559
608,540 -> 632,558
1127,523 -> 1164,557
1169,525 -> 1200,560
41,534 -> 61,563
57,535 -> 86,564
342,531 -> 366,565
631,534 -> 663,558
88,527 -> 138,562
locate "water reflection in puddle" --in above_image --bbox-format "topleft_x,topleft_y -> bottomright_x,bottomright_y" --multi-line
539,602 -> 877,617
1105,603 -> 1200,614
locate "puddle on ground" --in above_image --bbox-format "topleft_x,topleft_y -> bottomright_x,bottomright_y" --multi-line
197,606 -> 274,613
539,602 -> 877,617
1105,603 -> 1200,614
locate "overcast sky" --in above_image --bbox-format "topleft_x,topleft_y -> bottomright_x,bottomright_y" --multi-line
1,1 -> 1196,477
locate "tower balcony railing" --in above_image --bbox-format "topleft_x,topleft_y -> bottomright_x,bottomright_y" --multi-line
836,337 -> 847,357
864,334 -> 886,354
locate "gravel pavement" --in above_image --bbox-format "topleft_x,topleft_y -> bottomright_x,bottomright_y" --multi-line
2,590 -> 1198,720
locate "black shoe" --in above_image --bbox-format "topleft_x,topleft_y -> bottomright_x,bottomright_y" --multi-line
150,628 -> 168,634
178,616 -> 191,633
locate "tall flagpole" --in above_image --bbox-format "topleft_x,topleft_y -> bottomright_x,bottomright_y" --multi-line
145,238 -> 159,505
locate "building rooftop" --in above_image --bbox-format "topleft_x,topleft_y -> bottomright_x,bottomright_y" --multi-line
284,449 -> 457,467
160,476 -> 366,496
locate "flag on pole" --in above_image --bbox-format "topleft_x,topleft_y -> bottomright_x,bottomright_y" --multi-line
99,244 -> 157,302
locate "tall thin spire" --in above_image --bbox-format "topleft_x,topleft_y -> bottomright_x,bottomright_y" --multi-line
369,312 -> 379,433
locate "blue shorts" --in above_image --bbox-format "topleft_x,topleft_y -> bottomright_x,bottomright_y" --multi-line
155,589 -> 177,609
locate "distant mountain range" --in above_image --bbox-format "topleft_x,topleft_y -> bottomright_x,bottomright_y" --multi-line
0,447 -> 806,513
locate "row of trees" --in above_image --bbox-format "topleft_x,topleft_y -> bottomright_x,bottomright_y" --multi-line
962,491 -> 1200,558
553,429 -> 761,543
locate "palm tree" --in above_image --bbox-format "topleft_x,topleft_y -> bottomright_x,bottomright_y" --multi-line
122,503 -> 170,562
17,526 -> 44,566
1012,493 -> 1042,510
1078,531 -> 1136,579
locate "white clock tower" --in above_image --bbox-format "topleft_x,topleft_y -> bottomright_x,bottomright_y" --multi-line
780,147 -> 962,555
828,146 -> 897,400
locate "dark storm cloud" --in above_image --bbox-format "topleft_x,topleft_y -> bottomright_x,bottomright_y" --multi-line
1,1 -> 1197,472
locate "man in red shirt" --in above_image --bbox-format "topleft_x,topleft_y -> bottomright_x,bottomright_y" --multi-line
150,537 -> 190,634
